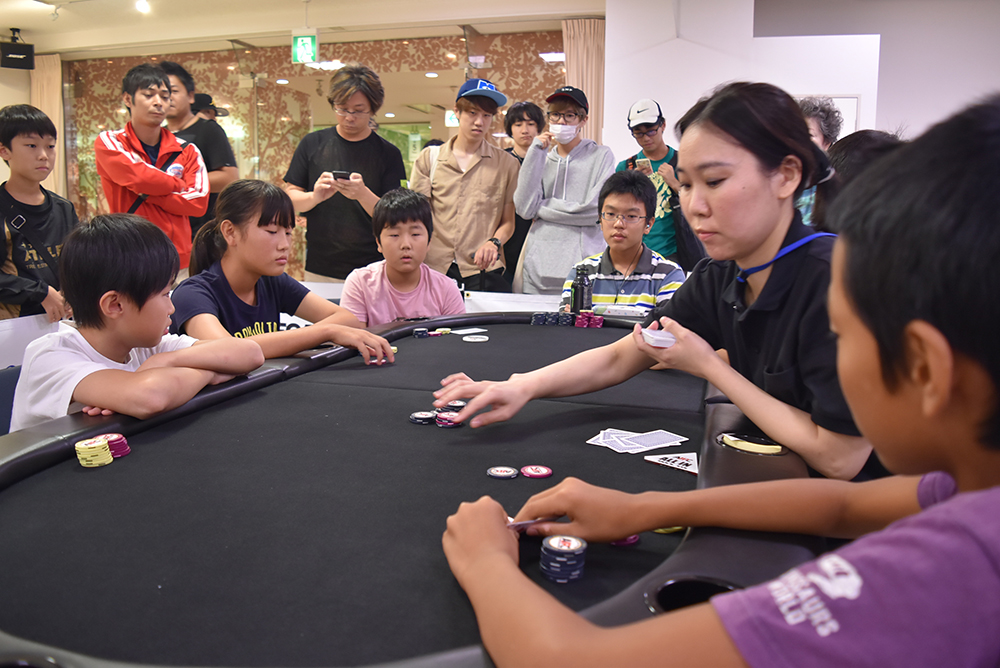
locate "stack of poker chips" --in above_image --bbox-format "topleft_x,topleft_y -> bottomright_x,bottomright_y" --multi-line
74,436 -> 114,468
435,411 -> 464,428
530,312 -> 577,326
98,432 -> 131,458
574,311 -> 604,328
540,535 -> 587,583
413,327 -> 430,338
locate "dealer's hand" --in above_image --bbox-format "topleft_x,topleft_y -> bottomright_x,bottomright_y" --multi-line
632,318 -> 718,379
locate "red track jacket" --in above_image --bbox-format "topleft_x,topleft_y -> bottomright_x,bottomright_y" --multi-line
95,123 -> 209,269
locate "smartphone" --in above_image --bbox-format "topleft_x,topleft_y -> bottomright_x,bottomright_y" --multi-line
331,170 -> 351,180
635,158 -> 652,171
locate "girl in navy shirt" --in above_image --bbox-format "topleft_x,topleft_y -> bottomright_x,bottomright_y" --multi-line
171,179 -> 393,363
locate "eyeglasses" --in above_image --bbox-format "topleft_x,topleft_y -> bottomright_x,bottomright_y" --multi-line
600,211 -> 648,225
547,111 -> 580,123
631,126 -> 662,139
334,108 -> 371,117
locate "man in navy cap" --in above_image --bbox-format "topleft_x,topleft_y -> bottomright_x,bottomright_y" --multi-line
411,78 -> 519,292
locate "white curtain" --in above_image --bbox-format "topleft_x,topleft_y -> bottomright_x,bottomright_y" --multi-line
30,54 -> 66,198
561,19 -> 605,145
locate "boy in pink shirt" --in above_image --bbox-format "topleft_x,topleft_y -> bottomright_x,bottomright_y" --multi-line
341,188 -> 465,327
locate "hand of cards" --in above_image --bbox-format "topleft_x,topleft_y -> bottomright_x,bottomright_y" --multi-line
586,428 -> 687,454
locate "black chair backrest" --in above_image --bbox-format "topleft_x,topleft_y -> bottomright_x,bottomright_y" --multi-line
0,366 -> 22,436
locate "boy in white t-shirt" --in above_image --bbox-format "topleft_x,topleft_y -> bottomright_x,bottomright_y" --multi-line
10,213 -> 263,432
341,188 -> 465,327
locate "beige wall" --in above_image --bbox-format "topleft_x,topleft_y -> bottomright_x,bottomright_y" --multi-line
0,67 -> 32,184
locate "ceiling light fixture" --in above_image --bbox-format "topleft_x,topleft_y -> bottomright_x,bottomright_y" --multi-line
446,53 -> 456,59
539,52 -> 565,63
135,0 -> 150,13
384,112 -> 395,118
425,72 -> 439,79
276,78 -> 289,85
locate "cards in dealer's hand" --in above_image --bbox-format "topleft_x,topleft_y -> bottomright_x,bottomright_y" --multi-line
586,428 -> 687,454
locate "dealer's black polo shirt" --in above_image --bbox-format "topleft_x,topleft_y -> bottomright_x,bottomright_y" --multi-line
643,216 -> 859,437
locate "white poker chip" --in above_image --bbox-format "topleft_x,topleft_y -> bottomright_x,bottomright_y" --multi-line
543,535 -> 587,553
487,466 -> 519,479
462,335 -> 489,342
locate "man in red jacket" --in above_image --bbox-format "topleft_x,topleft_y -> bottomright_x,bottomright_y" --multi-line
95,64 -> 209,273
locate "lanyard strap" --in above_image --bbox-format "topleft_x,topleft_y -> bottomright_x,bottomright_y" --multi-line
736,232 -> 837,283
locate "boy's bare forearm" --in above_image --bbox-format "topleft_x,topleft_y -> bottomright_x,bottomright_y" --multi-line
163,338 -> 264,373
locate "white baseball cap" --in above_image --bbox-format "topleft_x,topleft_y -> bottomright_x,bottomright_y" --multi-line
627,99 -> 663,128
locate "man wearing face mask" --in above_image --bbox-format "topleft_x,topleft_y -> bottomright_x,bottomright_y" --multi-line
513,86 -> 615,294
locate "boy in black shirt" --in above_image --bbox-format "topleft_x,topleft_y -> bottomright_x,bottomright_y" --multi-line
162,61 -> 238,238
0,104 -> 79,321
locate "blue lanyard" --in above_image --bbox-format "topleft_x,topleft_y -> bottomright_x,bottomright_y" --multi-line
736,233 -> 836,283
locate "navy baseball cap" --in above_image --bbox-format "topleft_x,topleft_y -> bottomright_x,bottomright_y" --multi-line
546,86 -> 588,113
456,79 -> 508,107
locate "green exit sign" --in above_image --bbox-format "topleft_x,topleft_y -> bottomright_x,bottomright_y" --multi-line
292,31 -> 317,64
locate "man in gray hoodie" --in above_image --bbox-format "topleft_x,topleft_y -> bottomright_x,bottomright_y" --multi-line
513,86 -> 616,294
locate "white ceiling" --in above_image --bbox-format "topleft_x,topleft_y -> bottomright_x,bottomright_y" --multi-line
2,0 -> 601,60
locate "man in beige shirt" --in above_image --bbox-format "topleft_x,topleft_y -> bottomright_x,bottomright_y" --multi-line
411,79 -> 519,292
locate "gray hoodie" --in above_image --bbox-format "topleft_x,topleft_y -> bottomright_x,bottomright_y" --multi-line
514,136 -> 616,294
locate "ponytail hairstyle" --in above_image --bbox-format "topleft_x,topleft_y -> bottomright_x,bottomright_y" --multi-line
675,82 -> 838,226
190,180 -> 296,276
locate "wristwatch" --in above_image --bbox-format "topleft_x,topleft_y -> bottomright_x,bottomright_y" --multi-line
487,237 -> 501,252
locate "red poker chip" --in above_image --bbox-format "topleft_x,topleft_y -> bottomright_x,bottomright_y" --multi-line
520,465 -> 552,479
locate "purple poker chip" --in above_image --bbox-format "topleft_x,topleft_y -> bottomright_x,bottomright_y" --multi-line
610,534 -> 640,547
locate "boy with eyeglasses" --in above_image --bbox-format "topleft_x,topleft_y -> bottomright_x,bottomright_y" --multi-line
558,170 -> 684,313
283,62 -> 407,281
514,86 -> 615,294
615,98 -> 684,262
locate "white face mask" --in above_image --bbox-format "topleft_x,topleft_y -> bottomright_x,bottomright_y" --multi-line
549,123 -> 579,145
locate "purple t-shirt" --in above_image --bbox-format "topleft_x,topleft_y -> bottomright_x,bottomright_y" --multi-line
713,472 -> 1000,667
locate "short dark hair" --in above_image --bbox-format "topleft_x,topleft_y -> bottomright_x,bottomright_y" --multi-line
121,63 -> 170,99
828,130 -> 905,187
0,104 -> 57,149
598,170 -> 656,221
828,93 -> 1000,448
547,97 -> 587,119
327,63 -> 385,114
504,101 -> 545,137
159,61 -> 195,93
190,180 -> 296,276
799,97 -> 844,148
455,95 -> 498,116
372,188 -> 433,240
60,214 -> 179,329
677,82 -> 820,201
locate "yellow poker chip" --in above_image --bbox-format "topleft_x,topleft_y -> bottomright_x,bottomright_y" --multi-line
653,526 -> 686,534
720,433 -> 783,455
435,328 -> 451,334
391,346 -> 398,353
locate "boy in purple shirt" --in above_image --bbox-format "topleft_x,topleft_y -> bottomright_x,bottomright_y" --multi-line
341,188 -> 465,327
439,95 -> 1000,666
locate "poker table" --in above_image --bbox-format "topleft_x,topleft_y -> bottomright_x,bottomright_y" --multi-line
0,313 -> 824,668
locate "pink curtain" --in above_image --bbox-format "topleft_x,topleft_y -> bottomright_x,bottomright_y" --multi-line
561,18 -> 605,144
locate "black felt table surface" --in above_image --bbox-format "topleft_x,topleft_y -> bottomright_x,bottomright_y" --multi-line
0,324 -> 704,667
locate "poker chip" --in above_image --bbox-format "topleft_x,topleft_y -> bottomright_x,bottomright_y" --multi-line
462,335 -> 489,342
435,411 -> 463,428
544,313 -> 559,326
409,411 -> 437,425
556,312 -> 574,326
540,535 -> 587,583
653,526 -> 686,534
435,328 -> 452,334
487,466 -> 518,479
428,331 -> 443,337
97,432 -> 130,458
574,312 -> 591,328
74,436 -> 114,468
445,400 -> 467,411
520,465 -> 552,479
413,328 -> 429,338
530,312 -> 547,326
589,315 -> 604,328
391,346 -> 398,354
610,534 -> 640,546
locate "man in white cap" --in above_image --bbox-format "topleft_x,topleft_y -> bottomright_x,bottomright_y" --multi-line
615,99 -> 683,263
411,78 -> 519,292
